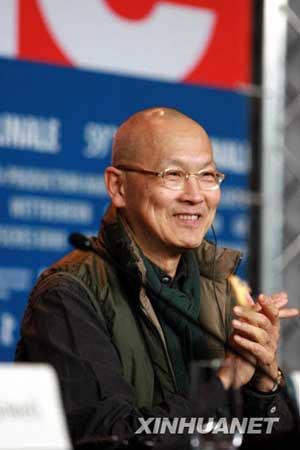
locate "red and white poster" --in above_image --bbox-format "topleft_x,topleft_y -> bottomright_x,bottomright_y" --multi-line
1,0 -> 252,89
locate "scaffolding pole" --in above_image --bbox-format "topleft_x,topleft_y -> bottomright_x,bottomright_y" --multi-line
260,0 -> 287,295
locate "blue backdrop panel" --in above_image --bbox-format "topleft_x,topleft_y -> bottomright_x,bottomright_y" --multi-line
0,58 -> 250,360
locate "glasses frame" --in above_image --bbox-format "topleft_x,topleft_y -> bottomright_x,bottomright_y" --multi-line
114,164 -> 226,191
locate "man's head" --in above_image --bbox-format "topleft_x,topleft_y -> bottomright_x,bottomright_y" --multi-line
105,107 -> 222,265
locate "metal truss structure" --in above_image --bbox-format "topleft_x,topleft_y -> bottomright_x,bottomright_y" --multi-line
261,0 -> 300,370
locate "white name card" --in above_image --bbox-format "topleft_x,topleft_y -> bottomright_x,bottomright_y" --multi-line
290,370 -> 300,416
0,363 -> 72,450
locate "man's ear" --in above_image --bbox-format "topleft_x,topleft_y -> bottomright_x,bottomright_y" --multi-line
104,167 -> 126,208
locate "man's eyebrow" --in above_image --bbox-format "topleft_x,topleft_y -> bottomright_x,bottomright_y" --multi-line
159,159 -> 216,168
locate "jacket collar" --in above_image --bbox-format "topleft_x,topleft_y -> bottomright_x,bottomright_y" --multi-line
98,204 -> 242,283
195,240 -> 242,281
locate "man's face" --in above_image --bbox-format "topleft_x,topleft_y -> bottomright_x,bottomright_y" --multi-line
119,121 -> 221,258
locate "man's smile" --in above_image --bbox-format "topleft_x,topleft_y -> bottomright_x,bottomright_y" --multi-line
173,213 -> 204,227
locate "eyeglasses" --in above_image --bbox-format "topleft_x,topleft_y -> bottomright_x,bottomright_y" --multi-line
115,165 -> 225,191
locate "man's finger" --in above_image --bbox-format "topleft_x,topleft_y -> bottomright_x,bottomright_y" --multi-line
257,292 -> 288,309
252,299 -> 298,320
232,319 -> 269,345
278,308 -> 299,319
233,306 -> 273,331
233,334 -> 275,366
257,296 -> 279,325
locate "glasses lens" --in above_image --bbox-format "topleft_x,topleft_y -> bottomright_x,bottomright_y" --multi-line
162,169 -> 224,190
163,169 -> 185,189
198,171 -> 220,190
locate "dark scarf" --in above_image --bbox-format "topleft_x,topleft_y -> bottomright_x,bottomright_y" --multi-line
141,250 -> 207,394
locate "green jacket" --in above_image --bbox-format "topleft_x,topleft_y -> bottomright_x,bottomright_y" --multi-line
16,205 -> 295,440
38,205 -> 241,409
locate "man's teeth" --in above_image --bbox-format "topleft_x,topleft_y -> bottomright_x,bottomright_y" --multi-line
177,214 -> 199,220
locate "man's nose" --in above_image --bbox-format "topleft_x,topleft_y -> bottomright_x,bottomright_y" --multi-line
179,176 -> 205,202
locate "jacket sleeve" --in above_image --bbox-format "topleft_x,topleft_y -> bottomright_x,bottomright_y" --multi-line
226,283 -> 296,433
242,383 -> 297,433
15,273 -> 196,443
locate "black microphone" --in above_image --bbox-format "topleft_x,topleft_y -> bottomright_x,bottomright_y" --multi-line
69,232 -> 95,252
69,232 -> 115,266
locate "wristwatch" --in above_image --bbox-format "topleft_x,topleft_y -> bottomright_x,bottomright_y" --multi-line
270,368 -> 284,392
248,368 -> 284,393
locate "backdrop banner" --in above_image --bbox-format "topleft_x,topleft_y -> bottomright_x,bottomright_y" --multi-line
0,0 -> 253,360
0,57 -> 251,360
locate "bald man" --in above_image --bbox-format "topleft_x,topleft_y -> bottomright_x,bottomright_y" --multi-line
16,108 -> 297,443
